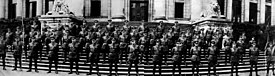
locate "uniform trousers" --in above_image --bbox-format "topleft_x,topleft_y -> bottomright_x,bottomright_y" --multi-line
69,58 -> 79,72
48,57 -> 58,72
13,55 -> 21,70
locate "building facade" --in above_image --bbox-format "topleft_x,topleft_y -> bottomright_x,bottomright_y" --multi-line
0,0 -> 274,25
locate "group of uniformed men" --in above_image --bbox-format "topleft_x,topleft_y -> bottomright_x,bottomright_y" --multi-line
0,19 -> 274,76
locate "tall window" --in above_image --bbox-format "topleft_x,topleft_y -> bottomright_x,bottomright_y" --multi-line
266,0 -> 272,3
27,1 -> 37,17
232,0 -> 242,22
90,0 -> 101,17
174,2 -> 184,18
249,3 -> 257,24
8,0 -> 16,18
217,0 -> 225,15
265,6 -> 271,25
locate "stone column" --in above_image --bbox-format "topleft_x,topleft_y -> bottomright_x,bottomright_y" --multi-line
184,0 -> 191,19
101,0 -> 109,17
148,0 -> 153,21
226,0 -> 233,20
36,0 -> 43,16
190,0 -> 202,21
84,0 -> 91,17
167,0 -> 174,19
0,0 -> 5,18
124,0 -> 130,20
153,0 -> 166,19
272,0 -> 275,26
258,0 -> 265,24
16,0 -> 23,17
111,0 -> 125,18
4,0 -> 8,18
242,0 -> 250,22
48,1 -> 54,11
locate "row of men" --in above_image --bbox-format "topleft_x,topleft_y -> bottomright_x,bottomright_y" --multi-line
0,20 -> 273,76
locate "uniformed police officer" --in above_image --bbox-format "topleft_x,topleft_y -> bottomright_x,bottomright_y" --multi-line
265,42 -> 275,75
68,37 -> 80,75
106,19 -> 115,32
172,41 -> 182,76
160,35 -> 169,65
231,42 -> 240,76
0,36 -> 6,70
152,39 -> 162,76
138,36 -> 147,64
62,30 -> 71,63
249,42 -> 259,76
128,40 -> 139,76
87,39 -> 100,75
119,37 -> 128,64
47,37 -> 59,74
12,38 -> 23,71
190,39 -> 201,76
109,38 -> 119,76
27,38 -> 39,73
207,40 -> 218,76
223,35 -> 232,65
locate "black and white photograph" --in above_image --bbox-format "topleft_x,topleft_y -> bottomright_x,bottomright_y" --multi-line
0,0 -> 275,76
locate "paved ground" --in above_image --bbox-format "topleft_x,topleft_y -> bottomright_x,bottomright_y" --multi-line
0,68 -> 271,76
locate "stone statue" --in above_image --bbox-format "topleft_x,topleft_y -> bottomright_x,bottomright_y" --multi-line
52,0 -> 70,13
200,0 -> 221,18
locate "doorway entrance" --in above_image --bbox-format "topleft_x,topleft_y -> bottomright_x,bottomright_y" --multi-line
130,0 -> 148,21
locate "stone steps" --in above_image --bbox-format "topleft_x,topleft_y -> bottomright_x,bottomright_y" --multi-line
0,47 -> 269,75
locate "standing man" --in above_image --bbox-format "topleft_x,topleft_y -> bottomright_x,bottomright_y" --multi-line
0,36 -> 6,70
266,42 -> 275,75
231,42 -> 240,76
152,40 -> 162,76
249,42 -> 259,76
127,40 -> 139,76
108,38 -> 119,76
207,40 -> 218,76
172,41 -> 182,75
68,37 -> 80,75
87,39 -> 100,75
62,30 -> 71,63
190,40 -> 201,76
12,38 -> 23,71
47,37 -> 59,74
223,35 -> 232,65
27,38 -> 39,73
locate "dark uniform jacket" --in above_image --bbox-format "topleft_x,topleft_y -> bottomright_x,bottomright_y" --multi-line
68,42 -> 80,59
231,47 -> 240,63
249,46 -> 259,62
48,42 -> 59,58
109,43 -> 119,60
28,41 -> 40,58
172,46 -> 181,61
89,43 -> 100,61
0,42 -> 6,56
152,45 -> 162,62
128,44 -> 139,61
13,41 -> 23,56
207,46 -> 218,61
191,46 -> 201,62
